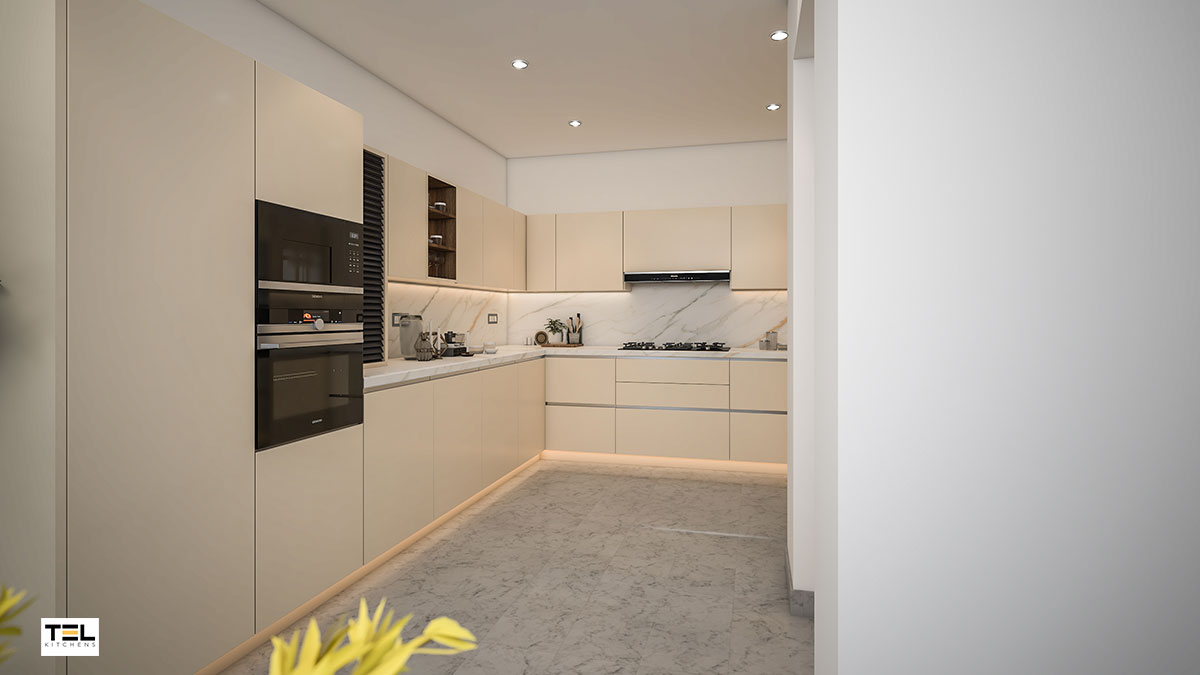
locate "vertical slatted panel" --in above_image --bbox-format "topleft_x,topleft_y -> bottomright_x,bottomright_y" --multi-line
362,150 -> 386,363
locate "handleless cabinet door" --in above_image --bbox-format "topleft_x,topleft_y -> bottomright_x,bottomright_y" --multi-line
364,383 -> 434,560
455,188 -> 484,286
517,358 -> 546,461
255,63 -> 363,222
513,211 -> 528,291
730,412 -> 787,463
481,365 -> 520,485
616,408 -> 729,460
387,156 -> 429,279
623,207 -> 731,273
546,357 -> 616,405
434,371 -> 483,516
731,204 -> 787,290
526,214 -> 557,291
730,361 -> 787,412
256,425 -> 364,631
556,211 -> 625,291
483,198 -> 515,289
547,406 -> 615,453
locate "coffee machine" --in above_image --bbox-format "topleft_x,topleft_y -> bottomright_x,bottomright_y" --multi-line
442,331 -> 472,357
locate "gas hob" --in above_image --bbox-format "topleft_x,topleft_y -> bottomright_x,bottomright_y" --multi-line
619,341 -> 730,352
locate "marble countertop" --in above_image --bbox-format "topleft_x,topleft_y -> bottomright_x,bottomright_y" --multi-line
364,345 -> 787,392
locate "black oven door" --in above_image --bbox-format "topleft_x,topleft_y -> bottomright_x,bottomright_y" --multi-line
255,333 -> 363,451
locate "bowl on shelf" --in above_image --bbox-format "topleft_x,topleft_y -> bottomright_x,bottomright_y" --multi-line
432,201 -> 447,210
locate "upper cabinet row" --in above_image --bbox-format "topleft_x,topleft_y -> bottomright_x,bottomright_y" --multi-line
526,204 -> 787,292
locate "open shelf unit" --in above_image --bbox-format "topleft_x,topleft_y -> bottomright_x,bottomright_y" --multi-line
427,176 -> 456,280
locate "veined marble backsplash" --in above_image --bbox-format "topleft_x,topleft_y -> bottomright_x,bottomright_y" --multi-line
507,283 -> 788,348
387,283 -> 507,356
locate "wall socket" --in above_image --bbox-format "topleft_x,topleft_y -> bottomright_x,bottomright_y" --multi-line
487,313 -> 499,324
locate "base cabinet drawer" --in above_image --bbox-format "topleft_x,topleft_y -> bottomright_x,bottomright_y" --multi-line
730,361 -> 787,411
616,382 -> 728,409
364,383 -> 434,561
615,408 -> 729,460
255,425 -> 364,631
730,412 -> 787,463
547,405 -> 614,453
616,358 -> 729,385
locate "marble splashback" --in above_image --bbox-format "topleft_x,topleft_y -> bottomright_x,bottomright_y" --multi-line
387,283 -> 507,355
507,283 -> 788,348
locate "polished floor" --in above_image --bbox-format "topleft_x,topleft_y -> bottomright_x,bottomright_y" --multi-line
223,460 -> 812,675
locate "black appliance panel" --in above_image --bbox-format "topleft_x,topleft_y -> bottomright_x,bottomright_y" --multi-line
256,200 -> 363,288
255,339 -> 363,450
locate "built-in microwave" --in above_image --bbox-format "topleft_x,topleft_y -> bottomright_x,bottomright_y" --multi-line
256,200 -> 363,291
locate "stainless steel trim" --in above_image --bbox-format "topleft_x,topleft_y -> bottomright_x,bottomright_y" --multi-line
544,401 -> 787,415
257,280 -> 363,295
257,323 -> 364,334
540,352 -> 786,363
625,270 -> 732,275
257,332 -> 363,350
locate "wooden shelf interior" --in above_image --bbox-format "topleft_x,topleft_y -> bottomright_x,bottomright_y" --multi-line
428,176 -> 456,280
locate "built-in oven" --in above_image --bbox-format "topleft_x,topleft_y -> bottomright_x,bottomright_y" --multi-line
255,201 -> 364,451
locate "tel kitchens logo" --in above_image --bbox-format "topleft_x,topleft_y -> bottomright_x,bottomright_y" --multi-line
41,618 -> 99,656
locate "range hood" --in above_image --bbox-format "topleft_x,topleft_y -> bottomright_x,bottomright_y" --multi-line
623,270 -> 731,284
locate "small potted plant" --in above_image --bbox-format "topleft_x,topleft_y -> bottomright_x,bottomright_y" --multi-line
545,318 -> 567,343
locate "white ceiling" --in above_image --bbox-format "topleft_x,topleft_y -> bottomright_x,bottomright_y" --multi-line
256,0 -> 789,158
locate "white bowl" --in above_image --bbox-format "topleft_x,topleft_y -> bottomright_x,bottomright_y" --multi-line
482,342 -> 498,354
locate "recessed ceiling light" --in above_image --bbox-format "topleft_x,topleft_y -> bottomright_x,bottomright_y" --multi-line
766,103 -> 781,111
770,30 -> 789,41
568,120 -> 582,128
511,58 -> 529,70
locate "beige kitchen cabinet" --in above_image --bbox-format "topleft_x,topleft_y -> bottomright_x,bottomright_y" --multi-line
483,197 -> 515,289
616,408 -> 729,460
517,358 -> 546,462
546,357 -> 616,404
730,412 -> 787,463
556,211 -> 626,291
481,365 -> 520,485
364,383 -> 435,561
387,156 -> 430,279
616,357 -> 730,385
255,425 -> 364,632
526,214 -> 557,291
616,382 -> 729,409
547,405 -> 615,453
622,206 -> 731,273
65,1 -> 255,671
455,188 -> 484,286
732,204 -> 787,290
730,361 -> 787,411
434,371 -> 483,516
255,63 -> 363,222
513,211 -> 528,290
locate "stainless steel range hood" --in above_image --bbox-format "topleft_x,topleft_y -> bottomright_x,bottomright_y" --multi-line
623,270 -> 731,283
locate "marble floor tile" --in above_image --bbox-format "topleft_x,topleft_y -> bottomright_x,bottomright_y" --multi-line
220,459 -> 809,675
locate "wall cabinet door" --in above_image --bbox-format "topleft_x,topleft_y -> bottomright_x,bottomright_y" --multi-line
481,365 -> 520,485
730,361 -> 787,411
255,425 -> 364,632
730,412 -> 787,463
526,214 -> 557,291
615,408 -> 729,460
547,405 -> 615,453
546,357 -> 616,404
731,204 -> 787,290
556,211 -> 625,291
517,359 -> 546,462
434,371 -> 483,516
66,1 -> 255,671
483,198 -> 515,289
387,156 -> 429,279
513,211 -> 528,291
364,383 -> 434,561
455,188 -> 484,286
622,207 -> 731,273
255,63 -> 363,222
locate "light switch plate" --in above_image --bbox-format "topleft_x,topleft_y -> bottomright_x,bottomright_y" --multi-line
487,313 -> 499,324
391,313 -> 403,327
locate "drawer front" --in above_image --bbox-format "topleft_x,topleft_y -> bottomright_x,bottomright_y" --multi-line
546,357 -> 615,404
615,382 -> 729,409
729,361 -> 786,411
730,412 -> 787,463
615,408 -> 729,460
615,358 -> 729,385
546,405 -> 615,453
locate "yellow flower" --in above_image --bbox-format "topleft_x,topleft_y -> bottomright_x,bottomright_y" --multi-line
0,585 -> 36,666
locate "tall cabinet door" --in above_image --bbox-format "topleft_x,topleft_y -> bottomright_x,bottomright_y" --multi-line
364,382 -> 435,560
731,204 -> 787,290
556,211 -> 625,291
66,0 -> 255,671
255,63 -> 363,222
483,198 -> 515,289
526,214 -> 557,291
387,156 -> 429,279
481,365 -> 520,485
456,188 -> 484,286
513,211 -> 528,290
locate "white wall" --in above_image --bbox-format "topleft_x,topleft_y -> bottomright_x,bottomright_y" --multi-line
142,0 -> 508,204
0,2 -> 64,673
825,0 -> 1200,673
507,140 -> 787,214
